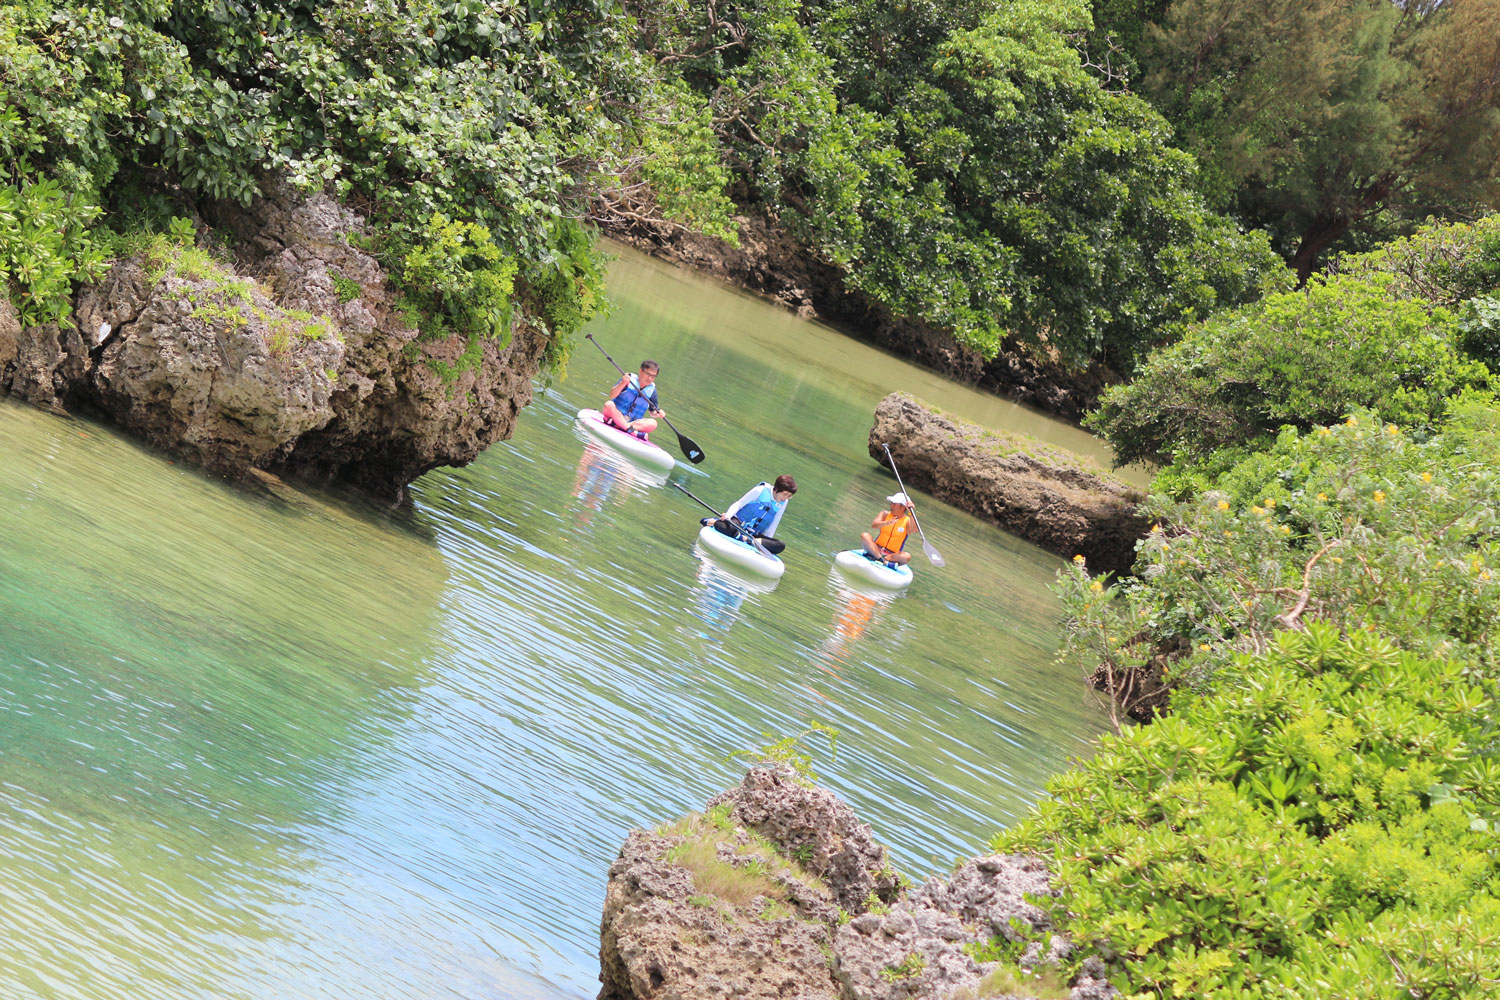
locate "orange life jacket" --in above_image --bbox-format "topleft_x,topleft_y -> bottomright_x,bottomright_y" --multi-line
874,514 -> 911,554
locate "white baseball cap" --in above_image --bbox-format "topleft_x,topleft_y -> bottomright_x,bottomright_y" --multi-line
886,492 -> 913,506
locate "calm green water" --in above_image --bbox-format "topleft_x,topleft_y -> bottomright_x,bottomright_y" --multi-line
0,244 -> 1109,1000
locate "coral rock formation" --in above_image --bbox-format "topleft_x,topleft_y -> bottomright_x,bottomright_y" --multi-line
599,767 -> 1117,1000
1,186 -> 548,500
868,393 -> 1147,576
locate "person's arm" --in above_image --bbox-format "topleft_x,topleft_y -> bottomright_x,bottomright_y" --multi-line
764,500 -> 786,538
607,374 -> 630,401
872,509 -> 894,528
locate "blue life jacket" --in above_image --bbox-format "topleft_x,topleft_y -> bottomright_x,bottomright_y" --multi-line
610,373 -> 658,421
735,484 -> 785,536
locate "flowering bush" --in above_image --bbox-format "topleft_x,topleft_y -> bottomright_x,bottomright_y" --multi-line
1059,404 -> 1500,715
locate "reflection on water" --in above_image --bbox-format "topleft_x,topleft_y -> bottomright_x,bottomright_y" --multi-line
1,243 -> 1115,1000
685,557 -> 779,638
568,440 -> 668,528
812,572 -> 893,673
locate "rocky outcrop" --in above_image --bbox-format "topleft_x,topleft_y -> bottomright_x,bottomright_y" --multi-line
600,213 -> 1114,422
599,767 -> 1116,1000
868,394 -> 1148,576
0,184 -> 548,500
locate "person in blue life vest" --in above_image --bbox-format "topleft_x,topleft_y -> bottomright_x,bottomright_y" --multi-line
602,359 -> 665,439
701,475 -> 797,555
861,492 -> 914,566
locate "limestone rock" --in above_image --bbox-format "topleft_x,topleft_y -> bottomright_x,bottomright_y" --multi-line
706,766 -> 902,912
600,771 -> 1117,1000
868,393 -> 1148,576
1,183 -> 549,500
598,782 -> 843,1000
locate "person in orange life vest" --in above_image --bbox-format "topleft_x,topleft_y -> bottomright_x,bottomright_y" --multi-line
861,492 -> 915,566
602,359 -> 664,439
702,475 -> 797,556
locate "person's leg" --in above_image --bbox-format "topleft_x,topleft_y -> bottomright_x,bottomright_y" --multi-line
891,549 -> 911,565
756,536 -> 785,555
632,417 -> 658,433
601,400 -> 629,429
860,532 -> 883,559
714,518 -> 740,537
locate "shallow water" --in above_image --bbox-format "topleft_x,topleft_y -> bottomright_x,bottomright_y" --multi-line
0,244 -> 1110,999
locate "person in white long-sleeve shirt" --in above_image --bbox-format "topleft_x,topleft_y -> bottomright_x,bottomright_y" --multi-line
701,474 -> 797,555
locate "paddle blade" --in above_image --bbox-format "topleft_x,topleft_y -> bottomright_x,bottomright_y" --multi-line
923,541 -> 945,567
678,434 -> 705,463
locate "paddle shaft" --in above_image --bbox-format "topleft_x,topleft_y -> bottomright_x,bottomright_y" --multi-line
880,442 -> 944,566
584,334 -> 704,463
673,482 -> 726,519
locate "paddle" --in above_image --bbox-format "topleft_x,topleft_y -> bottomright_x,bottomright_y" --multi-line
585,333 -> 705,464
673,482 -> 727,519
673,483 -> 756,541
880,442 -> 945,567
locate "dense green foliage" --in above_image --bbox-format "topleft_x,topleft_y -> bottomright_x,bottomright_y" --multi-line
1062,405 -> 1500,703
1089,216 -> 1500,469
1088,0 -> 1500,277
1087,274 -> 1493,467
638,0 -> 1282,369
0,0 -> 732,354
1004,626 -> 1500,1000
1028,215 -> 1500,999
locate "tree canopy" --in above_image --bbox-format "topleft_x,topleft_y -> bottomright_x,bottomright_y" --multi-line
1091,0 -> 1500,279
0,0 -> 735,343
636,0 -> 1283,370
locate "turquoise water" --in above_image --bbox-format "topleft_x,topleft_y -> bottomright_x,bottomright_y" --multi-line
0,245 -> 1110,999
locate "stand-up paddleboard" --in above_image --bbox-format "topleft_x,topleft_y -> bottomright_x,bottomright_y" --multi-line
575,408 -> 676,472
697,524 -> 786,579
833,548 -> 913,590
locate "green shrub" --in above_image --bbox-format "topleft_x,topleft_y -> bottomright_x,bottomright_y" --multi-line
0,179 -> 109,325
1458,295 -> 1500,370
1002,625 -> 1500,1000
386,214 -> 517,347
1088,273 -> 1493,467
1060,405 -> 1500,704
1327,215 -> 1500,307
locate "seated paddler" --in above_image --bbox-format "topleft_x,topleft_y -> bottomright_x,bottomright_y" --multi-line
602,359 -> 664,438
701,475 -> 797,556
861,492 -> 914,566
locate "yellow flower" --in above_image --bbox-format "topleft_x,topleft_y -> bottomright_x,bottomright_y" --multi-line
1252,505 -> 1265,515
1281,525 -> 1291,534
1385,424 -> 1399,436
1345,416 -> 1358,427
1317,427 -> 1332,436
1090,581 -> 1103,593
1217,500 -> 1230,511
1264,498 -> 1276,508
1317,492 -> 1328,501
1373,490 -> 1386,503
1073,554 -> 1085,563
1198,643 -> 1210,652
1482,571 -> 1493,582
1224,530 -> 1234,538
1421,472 -> 1432,483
